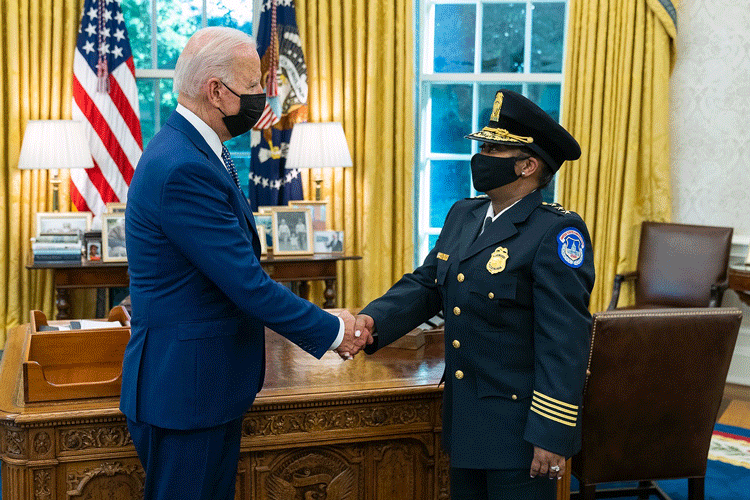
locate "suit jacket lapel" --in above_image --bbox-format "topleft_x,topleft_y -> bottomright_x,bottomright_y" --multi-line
458,200 -> 491,261
166,111 -> 258,237
460,190 -> 542,262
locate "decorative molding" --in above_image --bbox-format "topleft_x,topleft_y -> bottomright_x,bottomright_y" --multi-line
243,402 -> 431,438
6,429 -> 25,456
34,469 -> 52,500
437,447 -> 450,500
61,425 -> 132,451
33,432 -> 52,456
66,461 -> 144,497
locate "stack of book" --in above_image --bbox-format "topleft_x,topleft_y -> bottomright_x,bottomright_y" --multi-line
31,233 -> 83,263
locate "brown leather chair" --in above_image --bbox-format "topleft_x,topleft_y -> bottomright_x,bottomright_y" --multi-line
571,308 -> 743,500
608,222 -> 733,310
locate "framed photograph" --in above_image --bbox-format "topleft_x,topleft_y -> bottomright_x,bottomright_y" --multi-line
105,202 -> 126,214
272,208 -> 313,255
86,239 -> 102,261
289,200 -> 327,230
35,212 -> 92,237
257,206 -> 276,214
258,225 -> 268,255
102,214 -> 127,262
253,212 -> 274,250
314,230 -> 344,253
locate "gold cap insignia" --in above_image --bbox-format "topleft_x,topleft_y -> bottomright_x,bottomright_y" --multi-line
486,246 -> 509,274
490,92 -> 504,122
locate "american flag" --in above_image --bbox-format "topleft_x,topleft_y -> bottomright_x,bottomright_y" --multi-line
71,0 -> 142,215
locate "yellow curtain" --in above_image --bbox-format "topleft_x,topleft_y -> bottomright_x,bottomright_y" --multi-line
559,0 -> 678,312
295,0 -> 414,308
0,0 -> 84,347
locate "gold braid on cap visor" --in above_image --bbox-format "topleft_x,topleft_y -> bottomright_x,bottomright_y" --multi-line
474,127 -> 534,144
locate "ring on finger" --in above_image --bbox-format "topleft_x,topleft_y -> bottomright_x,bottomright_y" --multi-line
550,465 -> 560,472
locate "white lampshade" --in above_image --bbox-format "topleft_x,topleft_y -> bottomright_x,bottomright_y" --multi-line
285,122 -> 353,170
18,120 -> 94,171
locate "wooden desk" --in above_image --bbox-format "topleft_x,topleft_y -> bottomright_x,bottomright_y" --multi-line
0,323 -> 446,500
0,323 -> 571,500
27,253 -> 361,319
728,263 -> 750,307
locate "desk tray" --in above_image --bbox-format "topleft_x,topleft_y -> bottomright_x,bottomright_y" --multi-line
22,306 -> 131,403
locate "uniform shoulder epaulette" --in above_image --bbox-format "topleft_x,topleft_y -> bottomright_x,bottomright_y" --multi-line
540,201 -> 574,216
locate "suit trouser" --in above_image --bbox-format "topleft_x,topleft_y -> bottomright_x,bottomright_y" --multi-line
127,417 -> 242,500
450,467 -> 557,500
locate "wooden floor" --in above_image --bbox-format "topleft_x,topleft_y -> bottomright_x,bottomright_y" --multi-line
717,383 -> 750,429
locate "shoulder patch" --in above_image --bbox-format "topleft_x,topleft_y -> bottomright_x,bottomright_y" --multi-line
557,227 -> 585,268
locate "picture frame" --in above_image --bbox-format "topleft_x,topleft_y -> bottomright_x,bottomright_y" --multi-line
102,214 -> 127,262
35,212 -> 92,237
105,202 -> 126,214
253,212 -> 274,250
86,239 -> 102,261
257,206 -> 276,214
314,230 -> 344,254
258,225 -> 268,255
289,200 -> 327,230
271,208 -> 313,255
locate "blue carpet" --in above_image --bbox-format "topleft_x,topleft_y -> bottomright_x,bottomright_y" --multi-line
571,423 -> 750,500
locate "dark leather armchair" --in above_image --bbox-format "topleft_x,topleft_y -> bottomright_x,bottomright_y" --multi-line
608,222 -> 733,310
571,308 -> 743,500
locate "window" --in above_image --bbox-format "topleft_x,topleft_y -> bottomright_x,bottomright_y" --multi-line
416,0 -> 568,263
122,0 -> 255,190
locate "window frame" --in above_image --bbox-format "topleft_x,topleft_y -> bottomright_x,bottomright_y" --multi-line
415,0 -> 571,264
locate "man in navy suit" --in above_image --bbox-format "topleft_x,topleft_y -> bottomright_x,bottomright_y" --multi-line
120,27 -> 371,500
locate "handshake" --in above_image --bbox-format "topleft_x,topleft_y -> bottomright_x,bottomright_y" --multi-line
334,310 -> 375,360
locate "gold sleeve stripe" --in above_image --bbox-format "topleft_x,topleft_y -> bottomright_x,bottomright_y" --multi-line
532,396 -> 578,416
530,406 -> 577,427
531,401 -> 577,423
533,390 -> 578,410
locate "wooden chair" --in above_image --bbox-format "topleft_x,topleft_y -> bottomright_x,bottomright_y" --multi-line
608,222 -> 733,310
571,308 -> 743,500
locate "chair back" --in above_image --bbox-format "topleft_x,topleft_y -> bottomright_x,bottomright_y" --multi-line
573,308 -> 742,485
635,222 -> 732,307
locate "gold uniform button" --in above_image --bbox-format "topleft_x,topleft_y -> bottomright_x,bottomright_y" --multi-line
453,307 -> 461,316
434,279 -> 438,284
511,394 -> 518,401
488,292 -> 495,299
457,273 -> 465,282
452,340 -> 460,349
455,370 -> 464,380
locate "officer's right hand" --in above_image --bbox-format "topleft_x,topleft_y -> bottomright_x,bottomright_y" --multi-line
353,314 -> 375,348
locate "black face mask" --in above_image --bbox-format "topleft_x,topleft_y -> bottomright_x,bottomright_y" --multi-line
219,81 -> 266,137
470,153 -> 527,193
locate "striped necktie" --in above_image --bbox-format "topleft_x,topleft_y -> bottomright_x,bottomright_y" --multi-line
221,145 -> 241,191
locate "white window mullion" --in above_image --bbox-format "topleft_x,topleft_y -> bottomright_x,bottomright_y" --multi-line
524,1 -> 533,74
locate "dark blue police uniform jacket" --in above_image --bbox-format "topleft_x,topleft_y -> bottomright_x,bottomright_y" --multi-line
362,190 -> 595,469
120,111 -> 339,430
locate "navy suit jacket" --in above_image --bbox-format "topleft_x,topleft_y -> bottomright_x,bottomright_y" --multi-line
120,111 -> 339,430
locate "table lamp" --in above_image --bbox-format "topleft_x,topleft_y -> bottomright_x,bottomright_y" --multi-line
18,120 -> 94,212
286,122 -> 353,200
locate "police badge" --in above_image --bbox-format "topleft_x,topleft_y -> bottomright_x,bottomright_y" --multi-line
486,246 -> 509,274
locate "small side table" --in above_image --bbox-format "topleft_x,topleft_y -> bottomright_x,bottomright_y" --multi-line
728,263 -> 750,307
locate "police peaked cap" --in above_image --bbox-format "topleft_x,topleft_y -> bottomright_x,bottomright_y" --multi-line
465,89 -> 581,172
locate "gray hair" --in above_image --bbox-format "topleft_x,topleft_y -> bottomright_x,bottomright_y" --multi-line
173,27 -> 256,99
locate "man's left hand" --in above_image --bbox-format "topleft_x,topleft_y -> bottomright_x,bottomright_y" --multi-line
530,446 -> 565,480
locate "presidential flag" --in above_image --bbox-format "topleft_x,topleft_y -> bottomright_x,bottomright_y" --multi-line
249,0 -> 306,210
71,0 -> 143,215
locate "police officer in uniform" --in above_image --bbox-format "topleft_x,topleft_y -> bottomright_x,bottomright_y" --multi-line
355,90 -> 595,499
